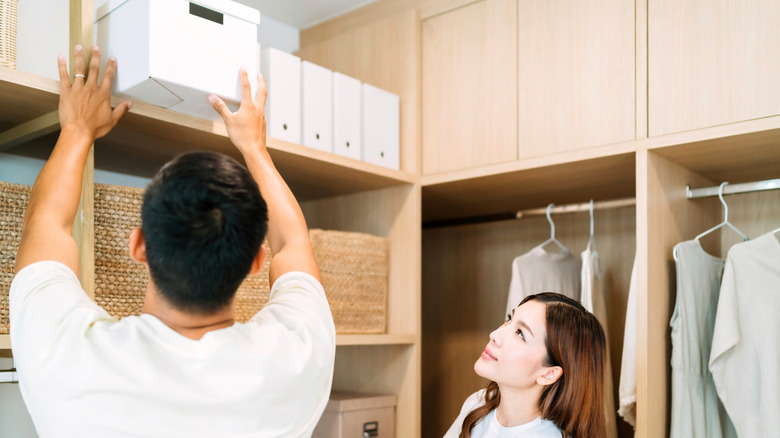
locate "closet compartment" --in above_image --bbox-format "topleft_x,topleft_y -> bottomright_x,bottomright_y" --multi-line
301,61 -> 333,153
261,48 -> 302,144
637,132 -> 780,438
332,72 -> 362,161
421,150 -> 637,438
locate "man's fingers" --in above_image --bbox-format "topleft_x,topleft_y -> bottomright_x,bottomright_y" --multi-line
253,73 -> 267,107
101,57 -> 117,93
111,101 -> 132,125
208,95 -> 232,119
86,46 -> 101,86
239,68 -> 252,103
73,45 -> 86,84
57,55 -> 71,91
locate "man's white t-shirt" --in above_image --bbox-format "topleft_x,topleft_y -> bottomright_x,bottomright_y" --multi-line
443,390 -> 562,438
9,261 -> 336,438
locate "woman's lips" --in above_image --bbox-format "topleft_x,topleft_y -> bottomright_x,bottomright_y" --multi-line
482,346 -> 497,361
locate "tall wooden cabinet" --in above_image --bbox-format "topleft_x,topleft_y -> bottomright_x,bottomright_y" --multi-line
304,0 -> 779,437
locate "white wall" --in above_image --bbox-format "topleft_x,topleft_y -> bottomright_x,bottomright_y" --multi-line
258,15 -> 300,54
0,360 -> 36,437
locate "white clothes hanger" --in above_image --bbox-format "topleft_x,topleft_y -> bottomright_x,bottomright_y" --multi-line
540,203 -> 569,255
586,199 -> 595,252
674,182 -> 749,262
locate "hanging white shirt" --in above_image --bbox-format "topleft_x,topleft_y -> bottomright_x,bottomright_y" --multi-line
10,261 -> 336,438
617,256 -> 637,427
443,389 -> 562,438
581,247 -> 618,438
506,245 -> 581,316
709,231 -> 780,437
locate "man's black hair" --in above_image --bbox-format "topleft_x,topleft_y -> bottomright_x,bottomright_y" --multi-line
141,151 -> 268,314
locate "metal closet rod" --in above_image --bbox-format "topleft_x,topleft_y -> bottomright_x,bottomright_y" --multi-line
515,198 -> 636,219
687,178 -> 780,199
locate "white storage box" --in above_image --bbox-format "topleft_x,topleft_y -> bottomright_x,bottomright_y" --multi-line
333,72 -> 362,160
301,61 -> 333,152
261,48 -> 301,144
94,0 -> 260,120
362,84 -> 400,170
312,393 -> 396,438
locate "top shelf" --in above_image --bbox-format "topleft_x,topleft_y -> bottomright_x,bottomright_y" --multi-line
0,67 -> 415,201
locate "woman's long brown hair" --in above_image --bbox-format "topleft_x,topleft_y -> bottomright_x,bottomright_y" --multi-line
459,292 -> 607,438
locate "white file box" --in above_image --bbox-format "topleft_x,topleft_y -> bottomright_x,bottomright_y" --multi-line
301,61 -> 333,152
332,73 -> 362,160
94,0 -> 260,120
362,84 -> 400,170
261,48 -> 301,144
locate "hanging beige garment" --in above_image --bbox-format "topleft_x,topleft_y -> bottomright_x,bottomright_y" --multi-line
581,248 -> 618,438
506,246 -> 581,316
670,240 -> 736,438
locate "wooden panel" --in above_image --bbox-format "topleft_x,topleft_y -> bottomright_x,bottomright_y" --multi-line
649,0 -> 780,136
636,150 -> 718,438
301,184 -> 421,436
636,0 -> 648,140
421,0 -> 517,174
518,0 -> 634,158
422,206 -> 636,437
297,10 -> 420,175
721,190 -> 780,250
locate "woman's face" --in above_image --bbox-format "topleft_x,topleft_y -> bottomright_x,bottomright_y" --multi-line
474,300 -> 554,390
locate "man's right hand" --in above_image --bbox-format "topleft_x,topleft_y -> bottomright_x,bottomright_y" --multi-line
208,68 -> 267,158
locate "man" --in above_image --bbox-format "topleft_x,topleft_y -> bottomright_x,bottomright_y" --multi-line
9,45 -> 335,437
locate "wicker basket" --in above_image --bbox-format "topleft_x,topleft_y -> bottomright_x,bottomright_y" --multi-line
0,0 -> 18,69
1,181 -> 30,334
93,184 -> 388,334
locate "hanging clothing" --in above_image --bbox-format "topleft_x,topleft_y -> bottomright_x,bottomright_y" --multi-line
709,231 -> 780,437
669,240 -> 736,438
618,257 -> 637,427
506,246 -> 581,316
581,248 -> 618,438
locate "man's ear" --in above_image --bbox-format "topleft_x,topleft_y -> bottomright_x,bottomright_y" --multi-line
129,227 -> 147,263
248,245 -> 266,276
536,366 -> 563,386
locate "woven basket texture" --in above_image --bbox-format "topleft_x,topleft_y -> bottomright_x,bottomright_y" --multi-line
0,0 -> 18,68
1,182 -> 30,334
93,184 -> 388,333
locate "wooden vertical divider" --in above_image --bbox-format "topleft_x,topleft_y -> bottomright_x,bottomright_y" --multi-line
69,0 -> 95,298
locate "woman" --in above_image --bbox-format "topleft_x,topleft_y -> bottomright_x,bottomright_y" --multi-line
444,293 -> 607,438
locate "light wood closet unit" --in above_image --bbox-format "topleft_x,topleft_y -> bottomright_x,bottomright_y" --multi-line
649,0 -> 780,136
0,0 -> 422,434
422,0 -> 518,175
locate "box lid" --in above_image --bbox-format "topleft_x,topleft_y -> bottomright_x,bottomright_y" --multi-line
324,392 -> 397,413
95,0 -> 261,25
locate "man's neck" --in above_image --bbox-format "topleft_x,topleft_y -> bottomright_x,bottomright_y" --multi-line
142,283 -> 235,340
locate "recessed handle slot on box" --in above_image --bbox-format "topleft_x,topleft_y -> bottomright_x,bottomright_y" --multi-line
189,3 -> 223,25
362,421 -> 378,437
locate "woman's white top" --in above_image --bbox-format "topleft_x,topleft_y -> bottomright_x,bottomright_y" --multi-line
443,390 -> 562,438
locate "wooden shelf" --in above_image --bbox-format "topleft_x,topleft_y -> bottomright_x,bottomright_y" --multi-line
0,67 -> 415,202
645,115 -> 780,184
422,143 -> 637,223
336,334 -> 416,346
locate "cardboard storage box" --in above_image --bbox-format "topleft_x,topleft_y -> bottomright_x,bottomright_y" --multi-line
94,0 -> 260,119
333,72 -> 362,160
313,393 -> 397,438
261,48 -> 301,144
362,84 -> 400,170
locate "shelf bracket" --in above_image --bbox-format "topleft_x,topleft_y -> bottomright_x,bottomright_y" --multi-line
0,111 -> 60,152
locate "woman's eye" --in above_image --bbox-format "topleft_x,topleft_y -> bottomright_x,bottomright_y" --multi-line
505,313 -> 512,324
516,329 -> 525,340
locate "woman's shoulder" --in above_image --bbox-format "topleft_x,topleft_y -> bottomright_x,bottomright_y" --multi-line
460,389 -> 487,414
